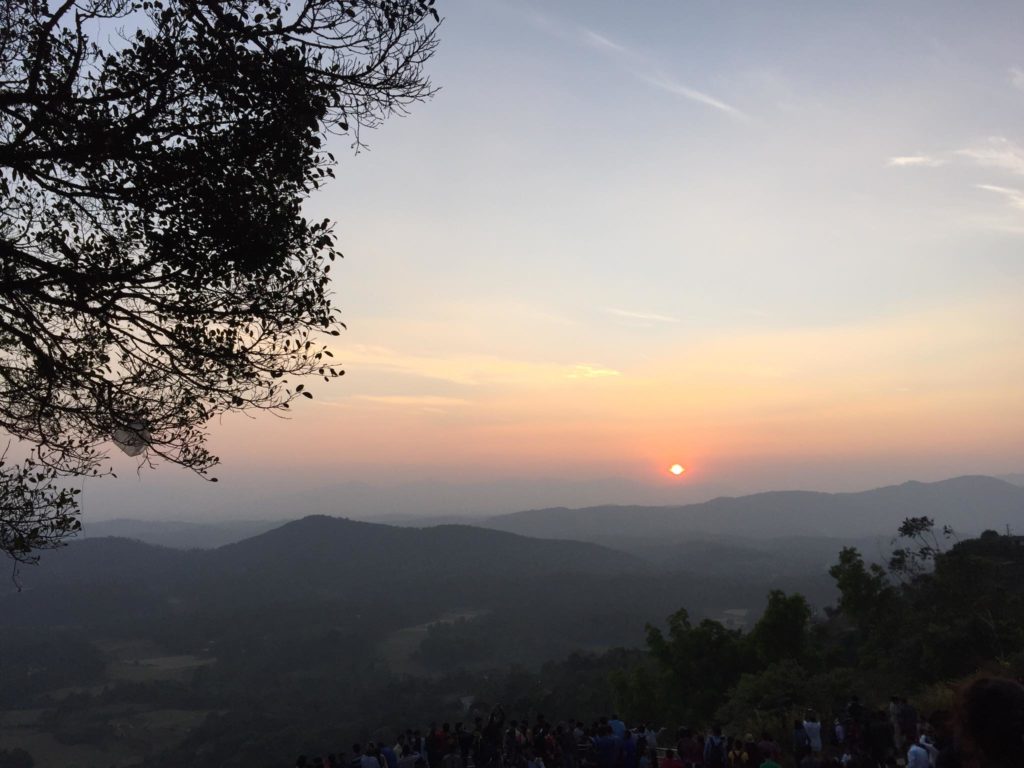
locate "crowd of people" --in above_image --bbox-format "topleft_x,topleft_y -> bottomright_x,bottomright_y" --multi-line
293,676 -> 1024,768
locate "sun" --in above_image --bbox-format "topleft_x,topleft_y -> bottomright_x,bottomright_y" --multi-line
669,464 -> 685,476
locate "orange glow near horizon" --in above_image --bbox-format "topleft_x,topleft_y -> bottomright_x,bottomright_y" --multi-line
197,297 -> 1024,492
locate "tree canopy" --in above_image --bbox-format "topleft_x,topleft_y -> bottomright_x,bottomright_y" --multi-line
0,0 -> 440,562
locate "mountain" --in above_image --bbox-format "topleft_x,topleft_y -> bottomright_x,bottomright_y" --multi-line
8,515 -> 644,608
481,475 -> 1024,541
3,515 -> 831,674
82,517 -> 283,549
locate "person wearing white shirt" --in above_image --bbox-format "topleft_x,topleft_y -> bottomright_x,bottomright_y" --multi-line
802,712 -> 823,755
907,741 -> 930,768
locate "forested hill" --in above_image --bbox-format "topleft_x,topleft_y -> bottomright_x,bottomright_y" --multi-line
1,513 -> 838,677
4,515 -> 645,606
482,475 -> 1024,541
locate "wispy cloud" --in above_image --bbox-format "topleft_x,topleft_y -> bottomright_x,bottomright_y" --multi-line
638,73 -> 747,119
956,137 -> 1024,175
581,28 -> 625,54
351,395 -> 472,408
575,23 -> 745,119
976,183 -> 1024,210
1010,66 -> 1024,91
336,344 -> 624,391
606,308 -> 680,324
887,155 -> 945,167
567,364 -> 621,379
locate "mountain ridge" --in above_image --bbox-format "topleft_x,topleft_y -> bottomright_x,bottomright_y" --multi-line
481,475 -> 1024,541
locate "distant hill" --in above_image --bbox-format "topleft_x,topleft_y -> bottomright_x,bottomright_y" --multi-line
3,514 -> 834,672
82,518 -> 283,549
481,475 -> 1024,542
11,516 -> 643,601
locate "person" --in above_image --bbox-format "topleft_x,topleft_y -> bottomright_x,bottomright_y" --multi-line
955,676 -> 1024,768
621,730 -> 637,768
643,724 -> 659,752
742,735 -> 758,766
662,749 -> 684,768
917,731 -> 940,766
889,697 -> 904,751
907,739 -> 930,768
704,726 -> 727,768
353,745 -> 379,768
678,728 -> 701,768
726,740 -> 748,768
758,750 -> 781,768
833,719 -> 845,748
865,711 -> 894,767
609,715 -> 626,740
899,698 -> 920,748
756,733 -> 780,764
803,711 -> 823,755
793,721 -> 811,762
594,725 -> 621,768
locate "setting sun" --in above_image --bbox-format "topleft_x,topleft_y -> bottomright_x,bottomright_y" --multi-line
669,464 -> 685,476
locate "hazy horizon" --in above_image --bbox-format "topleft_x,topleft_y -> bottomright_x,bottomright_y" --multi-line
80,467 -> 1024,523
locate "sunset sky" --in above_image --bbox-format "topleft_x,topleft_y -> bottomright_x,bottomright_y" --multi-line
91,0 -> 1024,520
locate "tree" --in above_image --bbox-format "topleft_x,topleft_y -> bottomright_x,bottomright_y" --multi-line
828,546 -> 895,624
644,608 -> 749,724
747,590 -> 812,666
0,0 -> 440,562
888,516 -> 955,580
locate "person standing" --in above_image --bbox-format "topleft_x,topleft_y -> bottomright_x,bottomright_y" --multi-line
802,711 -> 823,756
792,721 -> 810,763
907,739 -> 930,768
704,726 -> 727,768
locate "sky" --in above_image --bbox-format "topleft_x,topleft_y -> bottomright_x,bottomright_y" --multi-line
89,0 -> 1024,521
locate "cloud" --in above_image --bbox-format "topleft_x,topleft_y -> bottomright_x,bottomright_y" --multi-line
567,364 -> 621,379
638,72 -> 747,118
975,183 -> 1024,210
574,24 -> 745,119
336,344 -> 623,391
606,308 -> 680,324
887,155 -> 945,167
581,28 -> 626,54
956,137 -> 1024,175
1011,66 -> 1024,91
350,395 -> 472,408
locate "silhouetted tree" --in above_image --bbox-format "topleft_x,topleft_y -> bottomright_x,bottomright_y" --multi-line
747,590 -> 812,665
828,546 -> 895,623
0,0 -> 440,561
888,516 -> 955,579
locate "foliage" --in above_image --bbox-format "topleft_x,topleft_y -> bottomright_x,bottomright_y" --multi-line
0,0 -> 440,560
747,590 -> 812,666
828,546 -> 895,624
888,516 -> 955,579
0,749 -> 33,768
610,528 -> 1024,747
715,661 -> 859,742
0,450 -> 80,565
643,608 -> 749,725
